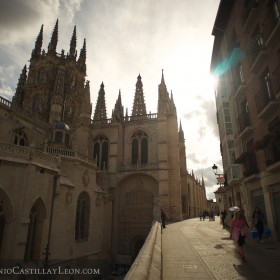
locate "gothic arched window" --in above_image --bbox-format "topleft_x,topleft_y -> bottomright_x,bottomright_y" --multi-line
14,129 -> 27,146
32,95 -> 40,113
75,192 -> 90,242
37,68 -> 44,82
65,133 -> 70,147
131,130 -> 148,165
93,135 -> 109,170
24,199 -> 46,261
54,131 -> 63,144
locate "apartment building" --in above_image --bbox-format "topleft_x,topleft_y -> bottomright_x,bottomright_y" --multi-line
211,0 -> 280,241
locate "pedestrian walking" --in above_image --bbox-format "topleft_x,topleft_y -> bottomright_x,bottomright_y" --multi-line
252,206 -> 265,243
230,210 -> 249,259
221,210 -> 227,228
199,211 -> 203,221
161,209 -> 167,228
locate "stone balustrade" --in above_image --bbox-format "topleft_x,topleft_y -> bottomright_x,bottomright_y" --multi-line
0,141 -> 60,170
0,141 -> 97,170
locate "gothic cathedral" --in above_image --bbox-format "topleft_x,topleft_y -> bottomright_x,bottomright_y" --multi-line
0,21 -> 207,269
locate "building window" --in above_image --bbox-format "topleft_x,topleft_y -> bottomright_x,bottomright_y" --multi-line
75,192 -> 90,242
223,103 -> 233,135
256,32 -> 264,46
262,69 -> 273,99
250,26 -> 264,56
54,131 -> 63,144
239,64 -> 245,83
14,129 -> 27,146
32,95 -> 40,113
65,133 -> 70,147
24,199 -> 45,261
228,140 -> 236,165
93,135 -> 109,170
273,0 -> 280,22
37,68 -> 44,82
131,139 -> 138,165
131,130 -> 148,165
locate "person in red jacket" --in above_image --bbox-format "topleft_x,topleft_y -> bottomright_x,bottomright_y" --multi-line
230,210 -> 249,259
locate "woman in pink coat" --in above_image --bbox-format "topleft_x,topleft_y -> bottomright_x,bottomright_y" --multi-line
230,210 -> 249,259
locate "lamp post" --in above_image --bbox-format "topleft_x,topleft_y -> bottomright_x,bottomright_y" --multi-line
212,164 -> 226,215
211,164 -> 224,187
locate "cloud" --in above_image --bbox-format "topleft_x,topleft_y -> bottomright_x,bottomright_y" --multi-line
0,0 -> 60,45
60,0 -> 83,23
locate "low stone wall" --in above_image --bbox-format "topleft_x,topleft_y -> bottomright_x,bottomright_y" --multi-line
124,221 -> 162,280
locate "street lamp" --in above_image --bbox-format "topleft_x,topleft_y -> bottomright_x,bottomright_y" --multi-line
212,164 -> 226,216
211,164 -> 224,187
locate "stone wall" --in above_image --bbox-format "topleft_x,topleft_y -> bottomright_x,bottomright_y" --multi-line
124,221 -> 161,280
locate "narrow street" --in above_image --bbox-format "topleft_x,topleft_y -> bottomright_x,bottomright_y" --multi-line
162,217 -> 280,280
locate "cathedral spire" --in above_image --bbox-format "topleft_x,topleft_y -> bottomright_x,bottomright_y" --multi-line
161,69 -> 165,85
12,65 -> 27,107
69,25 -> 77,58
31,25 -> 43,59
93,82 -> 107,121
170,90 -> 177,114
48,19 -> 58,54
78,39 -> 86,73
178,120 -> 184,141
132,74 -> 147,116
202,174 -> 205,187
80,80 -> 92,117
157,70 -> 176,116
158,69 -> 169,116
112,90 -> 124,120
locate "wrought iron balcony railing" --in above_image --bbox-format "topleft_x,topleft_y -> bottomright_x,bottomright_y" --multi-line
255,83 -> 276,114
238,110 -> 252,133
262,8 -> 280,47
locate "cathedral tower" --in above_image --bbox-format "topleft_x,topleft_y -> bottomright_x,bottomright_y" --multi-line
11,20 -> 92,128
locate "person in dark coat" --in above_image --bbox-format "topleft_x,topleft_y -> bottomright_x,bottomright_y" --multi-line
221,210 -> 227,228
161,209 -> 167,228
252,207 -> 265,243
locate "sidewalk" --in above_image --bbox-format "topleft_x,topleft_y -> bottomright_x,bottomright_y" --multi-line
162,217 -> 280,280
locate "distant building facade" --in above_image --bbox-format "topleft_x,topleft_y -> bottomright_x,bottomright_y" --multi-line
211,0 -> 280,241
0,21 -> 208,267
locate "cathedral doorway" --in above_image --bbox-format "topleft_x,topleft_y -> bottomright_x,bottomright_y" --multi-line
24,199 -> 46,261
117,174 -> 158,256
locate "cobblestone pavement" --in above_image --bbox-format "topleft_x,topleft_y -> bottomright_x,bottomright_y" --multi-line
162,217 -> 280,280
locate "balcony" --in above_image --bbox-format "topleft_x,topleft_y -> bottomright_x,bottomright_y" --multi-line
263,132 -> 280,171
235,151 -> 259,178
227,165 -> 241,185
248,38 -> 267,73
232,74 -> 246,100
238,110 -> 253,138
255,84 -> 279,120
241,0 -> 259,34
262,10 -> 280,48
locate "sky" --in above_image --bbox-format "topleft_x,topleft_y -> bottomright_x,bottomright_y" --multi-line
0,0 -> 223,200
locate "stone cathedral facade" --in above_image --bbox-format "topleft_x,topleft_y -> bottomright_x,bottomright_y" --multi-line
0,21 -> 207,268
